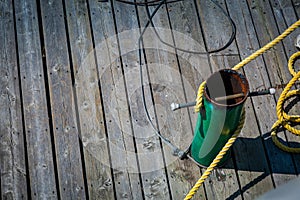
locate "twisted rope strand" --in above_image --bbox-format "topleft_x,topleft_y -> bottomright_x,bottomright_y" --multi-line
271,52 -> 300,153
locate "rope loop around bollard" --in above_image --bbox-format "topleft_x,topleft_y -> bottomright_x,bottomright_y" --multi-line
185,19 -> 300,200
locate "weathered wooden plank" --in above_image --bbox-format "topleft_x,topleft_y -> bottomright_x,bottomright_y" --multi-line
272,0 -> 300,174
168,0 -> 211,125
38,0 -> 87,199
195,0 -> 237,55
14,0 -> 57,198
249,0 -> 293,85
89,1 -> 143,199
270,0 -> 299,57
64,0 -> 115,199
227,0 -> 296,190
0,1 -> 27,199
137,3 -> 206,199
102,2 -> 144,199
294,0 -> 300,16
112,1 -> 172,199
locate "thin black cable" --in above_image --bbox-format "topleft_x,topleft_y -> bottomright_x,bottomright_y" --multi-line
144,0 -> 236,54
116,0 -> 184,6
117,0 -> 236,54
138,0 -> 183,155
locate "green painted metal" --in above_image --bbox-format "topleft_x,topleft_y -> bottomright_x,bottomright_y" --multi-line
191,69 -> 249,167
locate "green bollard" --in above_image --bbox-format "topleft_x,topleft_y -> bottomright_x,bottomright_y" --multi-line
191,69 -> 249,167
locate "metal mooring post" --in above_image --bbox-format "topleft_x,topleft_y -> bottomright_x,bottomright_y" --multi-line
191,69 -> 249,167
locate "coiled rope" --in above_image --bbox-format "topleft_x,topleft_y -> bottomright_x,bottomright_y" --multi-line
271,52 -> 300,153
185,19 -> 300,200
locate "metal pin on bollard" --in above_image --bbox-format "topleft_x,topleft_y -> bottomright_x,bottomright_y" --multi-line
171,88 -> 276,111
171,102 -> 196,111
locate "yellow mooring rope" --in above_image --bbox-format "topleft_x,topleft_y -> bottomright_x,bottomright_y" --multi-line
271,51 -> 300,153
185,19 -> 300,200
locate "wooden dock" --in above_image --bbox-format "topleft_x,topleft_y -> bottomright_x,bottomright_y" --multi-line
1,0 -> 300,199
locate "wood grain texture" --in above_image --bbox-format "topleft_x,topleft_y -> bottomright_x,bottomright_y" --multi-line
14,0 -> 57,198
294,0 -> 300,15
113,1 -> 171,199
65,0 -> 115,199
89,1 -> 143,199
168,0 -> 211,126
137,3 -> 205,199
270,0 -> 299,58
0,1 -> 27,199
195,0 -> 237,55
39,0 -> 86,199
